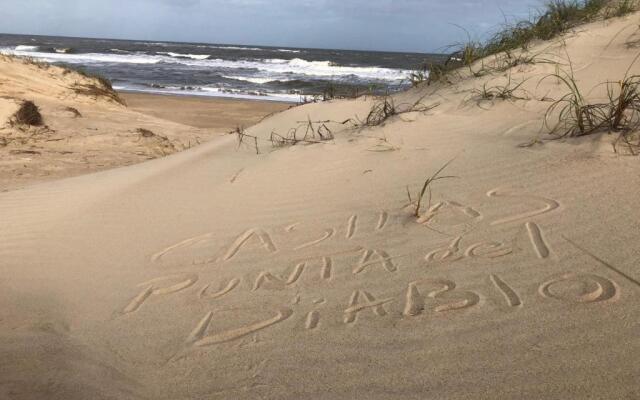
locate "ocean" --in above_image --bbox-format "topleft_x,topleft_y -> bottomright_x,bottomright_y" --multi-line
0,33 -> 446,102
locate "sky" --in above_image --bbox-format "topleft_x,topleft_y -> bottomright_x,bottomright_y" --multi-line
3,0 -> 543,53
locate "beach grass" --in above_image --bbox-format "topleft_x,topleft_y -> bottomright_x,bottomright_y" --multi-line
71,82 -> 126,105
542,51 -> 640,137
12,100 -> 44,126
359,96 -> 439,127
414,0 -> 637,85
408,158 -> 457,218
470,72 -> 530,103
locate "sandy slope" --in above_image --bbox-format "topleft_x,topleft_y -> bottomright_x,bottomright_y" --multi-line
0,57 -> 286,191
1,14 -> 640,400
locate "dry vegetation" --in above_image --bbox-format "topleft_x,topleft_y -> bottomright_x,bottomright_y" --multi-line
542,52 -> 640,152
11,100 -> 44,126
270,117 -> 338,147
70,81 -> 125,105
411,0 -> 639,86
469,73 -> 530,104
407,159 -> 457,218
135,128 -> 177,155
407,0 -> 640,154
357,96 -> 440,127
2,54 -> 125,105
234,126 -> 261,154
64,106 -> 82,118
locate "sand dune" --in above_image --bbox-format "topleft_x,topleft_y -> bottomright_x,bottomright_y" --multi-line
0,57 -> 288,191
1,13 -> 640,400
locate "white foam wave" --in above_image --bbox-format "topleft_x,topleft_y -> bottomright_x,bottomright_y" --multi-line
258,58 -> 409,80
0,47 -> 409,81
207,45 -> 263,51
158,52 -> 210,60
15,45 -> 40,52
114,84 -> 302,102
0,46 -> 162,64
198,45 -> 300,53
222,76 -> 279,84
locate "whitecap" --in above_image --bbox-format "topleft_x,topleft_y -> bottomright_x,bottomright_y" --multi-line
0,47 -> 410,82
222,76 -> 276,84
114,84 -> 302,102
15,45 -> 41,52
158,52 -> 210,60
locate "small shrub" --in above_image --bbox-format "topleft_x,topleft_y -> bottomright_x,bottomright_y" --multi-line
12,101 -> 44,126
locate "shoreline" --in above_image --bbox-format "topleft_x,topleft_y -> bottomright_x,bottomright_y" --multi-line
117,89 -> 299,104
116,87 -> 304,104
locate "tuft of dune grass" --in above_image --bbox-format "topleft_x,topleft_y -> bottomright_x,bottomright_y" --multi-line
70,82 -> 126,106
541,51 -> 640,148
58,64 -> 126,106
12,100 -> 44,126
410,0 -> 638,86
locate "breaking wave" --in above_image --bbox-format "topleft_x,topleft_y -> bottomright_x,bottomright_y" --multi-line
0,46 -> 410,82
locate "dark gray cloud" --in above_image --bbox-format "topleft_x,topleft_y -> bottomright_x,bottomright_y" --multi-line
3,0 -> 541,52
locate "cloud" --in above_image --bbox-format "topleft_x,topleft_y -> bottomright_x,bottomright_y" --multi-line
1,0 -> 539,52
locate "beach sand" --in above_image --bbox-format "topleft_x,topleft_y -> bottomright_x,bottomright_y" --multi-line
1,13 -> 639,400
120,92 -> 292,130
0,74 -> 290,191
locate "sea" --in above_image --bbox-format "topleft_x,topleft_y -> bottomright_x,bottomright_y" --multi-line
0,33 -> 446,102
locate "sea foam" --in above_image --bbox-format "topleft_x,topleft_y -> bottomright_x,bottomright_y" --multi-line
0,46 -> 409,82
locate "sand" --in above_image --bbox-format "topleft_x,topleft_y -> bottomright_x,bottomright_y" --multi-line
0,62 -> 289,191
1,13 -> 640,400
120,92 -> 292,130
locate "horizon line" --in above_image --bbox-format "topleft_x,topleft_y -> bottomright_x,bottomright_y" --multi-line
0,31 -> 447,56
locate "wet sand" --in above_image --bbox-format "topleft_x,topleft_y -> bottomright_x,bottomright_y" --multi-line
120,92 -> 294,131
